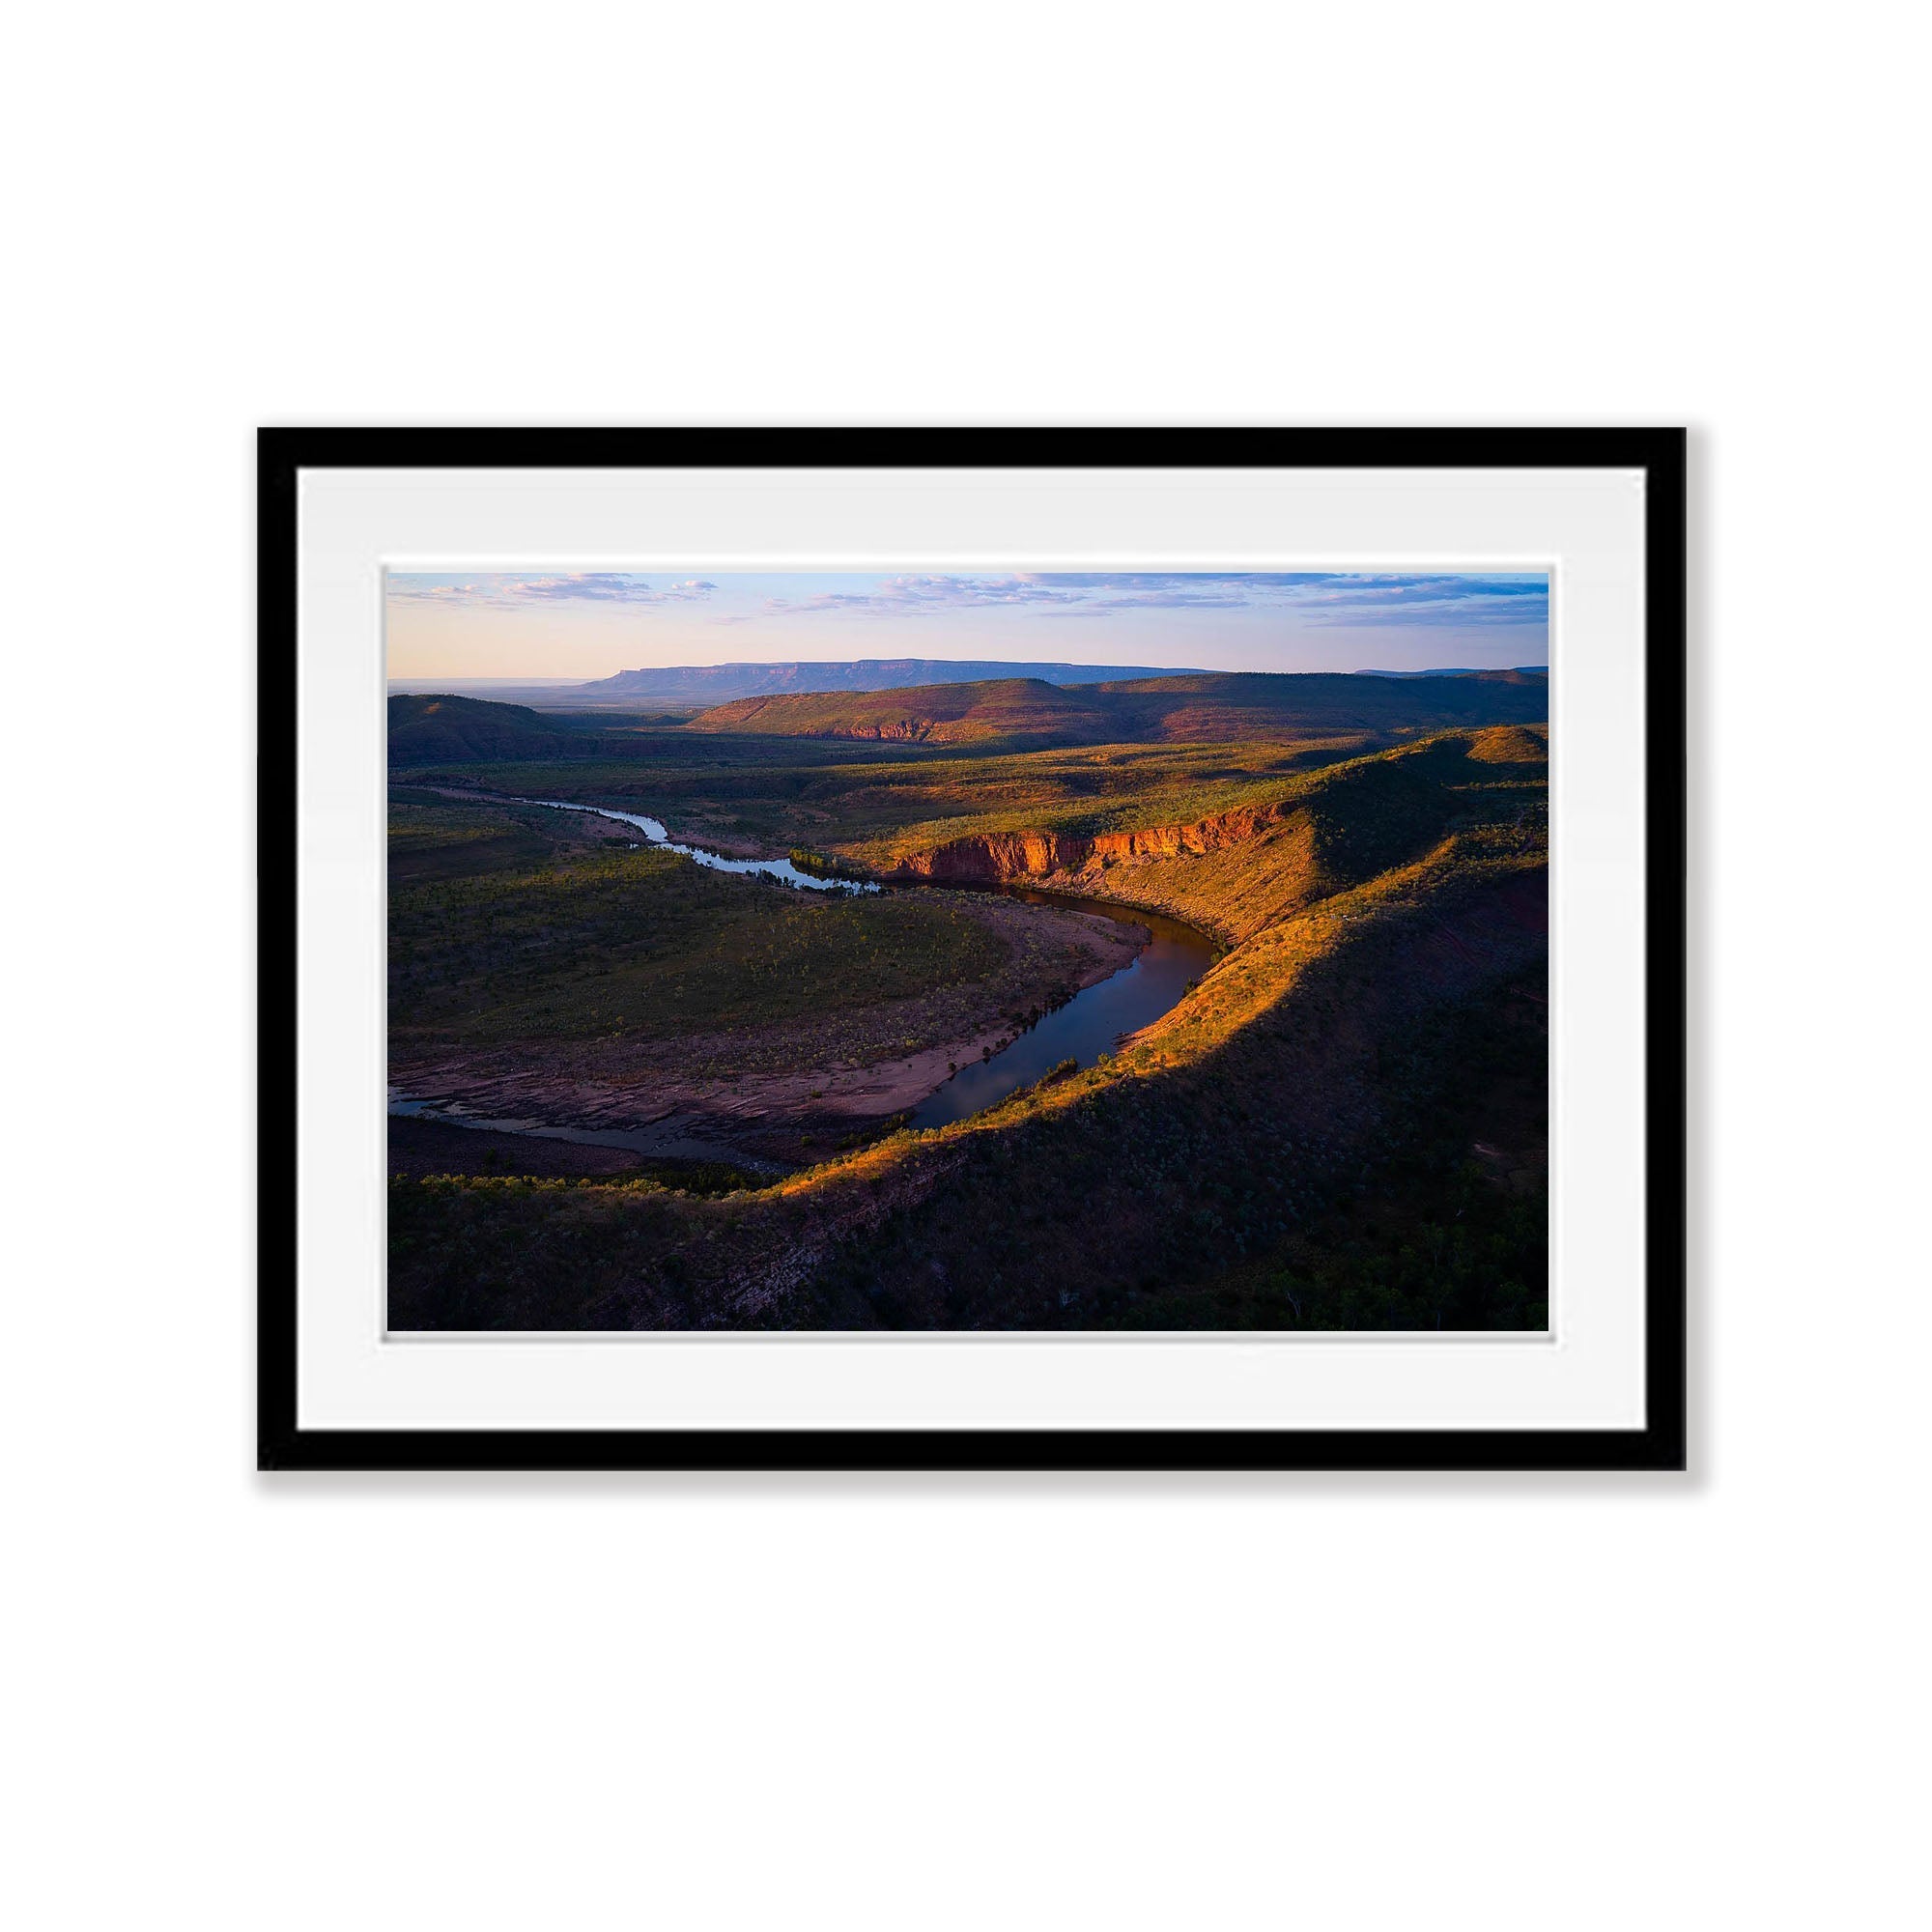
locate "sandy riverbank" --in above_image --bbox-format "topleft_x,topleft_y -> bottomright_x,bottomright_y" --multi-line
390,895 -> 1147,1165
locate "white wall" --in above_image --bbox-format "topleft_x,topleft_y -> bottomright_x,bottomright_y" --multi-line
7,4 -> 1925,1927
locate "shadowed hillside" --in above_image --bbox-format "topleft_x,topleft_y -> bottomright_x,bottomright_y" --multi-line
1096,669 -> 1546,738
388,694 -> 594,765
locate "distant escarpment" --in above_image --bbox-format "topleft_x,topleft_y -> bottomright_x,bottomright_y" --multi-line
573,658 -> 1193,705
687,669 -> 1548,749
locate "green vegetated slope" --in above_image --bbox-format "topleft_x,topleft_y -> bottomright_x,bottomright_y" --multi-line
388,724 -> 1549,1332
996,725 -> 1550,942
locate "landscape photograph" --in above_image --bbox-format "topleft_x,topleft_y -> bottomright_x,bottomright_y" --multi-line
386,569 -> 1551,1332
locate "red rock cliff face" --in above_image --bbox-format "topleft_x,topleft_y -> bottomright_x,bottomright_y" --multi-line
887,801 -> 1286,884
890,829 -> 1092,880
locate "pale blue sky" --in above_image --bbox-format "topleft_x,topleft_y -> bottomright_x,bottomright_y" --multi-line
385,570 -> 1548,679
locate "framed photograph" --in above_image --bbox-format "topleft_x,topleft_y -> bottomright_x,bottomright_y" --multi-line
261,428 -> 1685,1470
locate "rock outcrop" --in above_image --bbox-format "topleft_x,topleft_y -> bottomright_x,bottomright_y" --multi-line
886,801 -> 1287,886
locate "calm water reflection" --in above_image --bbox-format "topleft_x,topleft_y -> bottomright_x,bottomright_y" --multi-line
909,889 -> 1214,1127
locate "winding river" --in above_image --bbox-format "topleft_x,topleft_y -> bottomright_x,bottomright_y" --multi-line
908,892 -> 1211,1125
515,797 -> 879,892
394,796 -> 1216,1151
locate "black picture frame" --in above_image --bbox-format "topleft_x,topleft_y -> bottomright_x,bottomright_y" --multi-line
259,427 -> 1686,1473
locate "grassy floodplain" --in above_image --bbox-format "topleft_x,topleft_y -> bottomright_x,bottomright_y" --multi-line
391,802 -> 1010,1049
388,791 -> 1141,1164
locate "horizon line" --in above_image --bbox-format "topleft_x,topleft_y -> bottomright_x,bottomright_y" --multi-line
386,661 -> 1550,687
